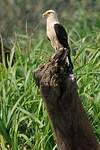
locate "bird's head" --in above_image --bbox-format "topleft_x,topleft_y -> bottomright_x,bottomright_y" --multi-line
42,10 -> 57,19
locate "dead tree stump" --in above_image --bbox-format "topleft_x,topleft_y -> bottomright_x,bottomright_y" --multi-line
32,49 -> 100,150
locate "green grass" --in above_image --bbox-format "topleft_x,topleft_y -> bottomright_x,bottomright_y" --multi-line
0,6 -> 100,150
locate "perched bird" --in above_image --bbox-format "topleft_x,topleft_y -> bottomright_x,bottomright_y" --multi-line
42,9 -> 73,69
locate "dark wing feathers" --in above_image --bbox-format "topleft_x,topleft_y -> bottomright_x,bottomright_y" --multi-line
54,23 -> 73,70
54,23 -> 69,48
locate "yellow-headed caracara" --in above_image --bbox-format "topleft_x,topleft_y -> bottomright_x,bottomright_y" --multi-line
42,9 -> 73,69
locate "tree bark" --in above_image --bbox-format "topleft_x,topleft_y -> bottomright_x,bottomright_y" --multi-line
32,49 -> 100,150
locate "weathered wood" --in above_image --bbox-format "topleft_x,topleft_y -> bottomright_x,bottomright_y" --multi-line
32,49 -> 100,150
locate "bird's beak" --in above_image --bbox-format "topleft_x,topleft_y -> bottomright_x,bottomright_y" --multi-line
42,12 -> 47,18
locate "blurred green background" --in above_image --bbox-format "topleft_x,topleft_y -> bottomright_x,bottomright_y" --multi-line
0,0 -> 100,36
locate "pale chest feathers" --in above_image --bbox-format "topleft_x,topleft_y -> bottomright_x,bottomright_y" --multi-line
47,23 -> 63,50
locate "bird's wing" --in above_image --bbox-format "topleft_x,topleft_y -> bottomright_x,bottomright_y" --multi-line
54,23 -> 69,48
54,23 -> 73,70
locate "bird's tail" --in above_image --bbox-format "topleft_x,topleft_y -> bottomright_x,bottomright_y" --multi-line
64,47 -> 73,72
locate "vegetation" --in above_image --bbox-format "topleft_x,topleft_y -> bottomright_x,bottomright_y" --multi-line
0,1 -> 100,149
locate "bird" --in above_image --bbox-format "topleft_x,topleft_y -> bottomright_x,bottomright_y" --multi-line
42,9 -> 73,70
